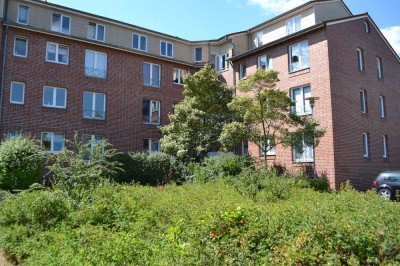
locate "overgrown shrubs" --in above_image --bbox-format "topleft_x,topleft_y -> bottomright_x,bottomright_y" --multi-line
111,152 -> 185,185
0,136 -> 43,190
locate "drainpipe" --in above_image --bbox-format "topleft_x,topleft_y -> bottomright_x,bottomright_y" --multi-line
0,0 -> 10,131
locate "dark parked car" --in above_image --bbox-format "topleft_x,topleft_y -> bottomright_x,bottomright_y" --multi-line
372,171 -> 400,200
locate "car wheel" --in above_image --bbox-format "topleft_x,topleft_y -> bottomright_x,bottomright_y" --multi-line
378,188 -> 392,200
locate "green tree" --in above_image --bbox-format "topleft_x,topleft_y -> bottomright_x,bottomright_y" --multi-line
160,64 -> 236,159
219,69 -> 325,165
0,135 -> 43,190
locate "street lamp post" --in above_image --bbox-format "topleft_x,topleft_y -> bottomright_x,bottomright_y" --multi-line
305,96 -> 319,179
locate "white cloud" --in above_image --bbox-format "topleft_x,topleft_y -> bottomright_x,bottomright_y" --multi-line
248,0 -> 310,15
381,26 -> 400,55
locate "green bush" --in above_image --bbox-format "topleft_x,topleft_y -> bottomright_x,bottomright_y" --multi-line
0,136 -> 43,190
187,154 -> 254,182
111,152 -> 185,186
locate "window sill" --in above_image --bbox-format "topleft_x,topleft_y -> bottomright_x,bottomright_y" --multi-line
143,122 -> 160,126
43,105 -> 66,109
289,67 -> 310,75
259,154 -> 276,157
83,117 -> 106,121
293,159 -> 313,163
143,84 -> 161,88
13,54 -> 27,58
45,60 -> 68,65
173,82 -> 184,86
10,102 -> 24,105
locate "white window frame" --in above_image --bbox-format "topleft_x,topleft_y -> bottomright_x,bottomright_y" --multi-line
216,53 -> 229,72
293,140 -> 313,163
143,139 -> 160,153
173,69 -> 187,85
376,57 -> 383,79
289,41 -> 309,72
360,89 -> 367,114
41,132 -> 65,153
10,82 -> 25,104
363,132 -> 369,158
357,48 -> 364,71
195,47 -> 202,62
51,13 -> 71,34
85,50 -> 107,79
143,62 -> 161,87
46,42 -> 69,64
259,138 -> 276,156
83,92 -> 106,120
258,54 -> 272,70
364,21 -> 370,33
13,37 -> 28,58
132,33 -> 147,52
379,96 -> 386,118
382,135 -> 388,158
17,5 -> 29,25
42,86 -> 67,109
160,40 -> 173,58
291,86 -> 311,116
239,63 -> 247,80
286,15 -> 301,35
142,100 -> 160,125
88,22 -> 105,42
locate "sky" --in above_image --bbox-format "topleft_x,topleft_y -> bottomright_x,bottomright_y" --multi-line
46,0 -> 400,54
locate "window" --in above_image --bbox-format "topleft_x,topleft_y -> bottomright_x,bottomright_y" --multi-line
142,100 -> 160,124
17,5 -> 29,25
239,63 -> 247,80
7,131 -> 21,138
82,135 -> 104,160
382,135 -> 388,158
160,41 -> 173,58
360,90 -> 367,113
376,57 -> 383,79
216,53 -> 229,71
51,13 -> 70,34
357,48 -> 364,71
293,141 -> 313,162
14,37 -> 28,57
364,21 -> 370,33
10,82 -> 25,104
41,132 -> 64,153
195,47 -> 202,62
289,41 -> 309,72
85,50 -> 107,78
241,141 -> 249,155
143,139 -> 160,153
291,86 -> 311,115
259,138 -> 276,156
132,33 -> 147,51
43,86 -> 66,108
173,69 -> 187,85
143,63 -> 161,87
83,92 -> 106,120
287,16 -> 301,35
363,133 -> 370,157
255,31 -> 264,47
88,23 -> 105,42
258,54 -> 272,70
379,96 -> 386,118
46,42 -> 68,64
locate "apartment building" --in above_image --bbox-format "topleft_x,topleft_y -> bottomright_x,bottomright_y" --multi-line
0,0 -> 398,189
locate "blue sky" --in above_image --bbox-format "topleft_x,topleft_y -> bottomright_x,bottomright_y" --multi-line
47,0 -> 400,53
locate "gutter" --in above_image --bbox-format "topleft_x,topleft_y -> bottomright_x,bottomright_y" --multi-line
0,0 -> 10,131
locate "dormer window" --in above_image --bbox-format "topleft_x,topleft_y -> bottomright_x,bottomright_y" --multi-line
287,16 -> 301,35
364,21 -> 370,33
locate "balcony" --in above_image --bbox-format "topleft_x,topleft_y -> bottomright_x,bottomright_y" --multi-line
85,67 -> 107,79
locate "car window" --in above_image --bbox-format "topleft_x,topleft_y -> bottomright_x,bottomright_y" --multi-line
384,175 -> 400,182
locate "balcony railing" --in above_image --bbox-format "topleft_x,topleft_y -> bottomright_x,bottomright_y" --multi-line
85,67 -> 107,79
291,105 -> 312,116
83,110 -> 105,120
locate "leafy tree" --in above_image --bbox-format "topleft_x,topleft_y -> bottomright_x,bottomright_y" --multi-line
0,135 -> 43,190
219,69 -> 325,166
160,64 -> 236,159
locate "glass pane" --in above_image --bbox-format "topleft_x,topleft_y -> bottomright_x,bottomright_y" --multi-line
82,135 -> 92,145
151,101 -> 159,124
195,48 -> 202,61
58,46 -> 68,63
43,87 -> 54,106
293,88 -> 302,114
18,6 -> 28,24
15,38 -> 27,56
290,44 -> 300,71
295,16 -> 301,32
56,89 -> 66,107
167,43 -> 173,57
161,42 -> 166,56
47,43 -> 56,61
53,134 -> 64,151
267,55 -> 272,69
61,16 -> 70,33
301,41 -> 309,68
303,86 -> 311,113
305,144 -> 313,159
143,139 -> 149,152
173,69 -> 179,83
83,92 -> 93,117
51,14 -> 61,31
259,56 -> 266,69
152,65 -> 160,87
88,23 -> 96,39
97,53 -> 106,71
151,140 -> 160,152
85,51 -> 95,76
95,93 -> 105,118
132,34 -> 139,49
142,101 -> 150,122
287,19 -> 294,34
41,133 -> 51,151
11,83 -> 24,103
97,25 -> 105,41
140,36 -> 146,51
143,63 -> 150,85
